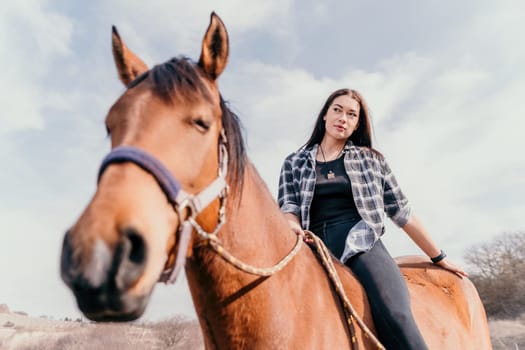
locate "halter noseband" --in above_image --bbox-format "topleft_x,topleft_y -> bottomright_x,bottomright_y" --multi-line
97,131 -> 229,284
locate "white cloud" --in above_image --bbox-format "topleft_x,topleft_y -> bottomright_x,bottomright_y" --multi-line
89,0 -> 295,65
0,1 -> 73,133
210,0 -> 295,33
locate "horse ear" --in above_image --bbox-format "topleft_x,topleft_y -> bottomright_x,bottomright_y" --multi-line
111,26 -> 148,85
198,12 -> 229,81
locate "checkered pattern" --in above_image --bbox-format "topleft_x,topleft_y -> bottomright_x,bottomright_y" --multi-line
278,141 -> 412,260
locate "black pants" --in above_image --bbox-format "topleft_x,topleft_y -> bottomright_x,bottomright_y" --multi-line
311,221 -> 429,350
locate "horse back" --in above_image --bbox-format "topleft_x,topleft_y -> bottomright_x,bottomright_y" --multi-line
396,255 -> 492,349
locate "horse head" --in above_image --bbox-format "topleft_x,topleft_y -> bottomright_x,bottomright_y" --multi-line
60,13 -> 244,321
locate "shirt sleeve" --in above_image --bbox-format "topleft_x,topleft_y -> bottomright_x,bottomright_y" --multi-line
277,155 -> 301,218
381,157 -> 412,227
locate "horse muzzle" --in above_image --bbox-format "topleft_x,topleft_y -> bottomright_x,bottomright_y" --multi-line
60,227 -> 151,321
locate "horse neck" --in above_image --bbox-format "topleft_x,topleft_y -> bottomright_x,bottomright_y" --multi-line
187,161 -> 297,286
222,162 -> 297,259
185,162 -> 299,344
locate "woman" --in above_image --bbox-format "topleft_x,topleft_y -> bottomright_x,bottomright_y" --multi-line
277,88 -> 467,350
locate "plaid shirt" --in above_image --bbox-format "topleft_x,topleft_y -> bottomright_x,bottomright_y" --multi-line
278,141 -> 412,260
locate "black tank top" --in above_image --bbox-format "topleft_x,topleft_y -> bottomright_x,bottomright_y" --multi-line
309,155 -> 361,227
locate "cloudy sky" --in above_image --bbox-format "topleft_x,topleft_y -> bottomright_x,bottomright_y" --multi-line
1,1 -> 523,321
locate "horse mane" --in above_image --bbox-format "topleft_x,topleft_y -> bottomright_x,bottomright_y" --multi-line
128,56 -> 247,195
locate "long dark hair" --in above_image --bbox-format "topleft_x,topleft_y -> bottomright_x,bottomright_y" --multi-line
304,88 -> 374,149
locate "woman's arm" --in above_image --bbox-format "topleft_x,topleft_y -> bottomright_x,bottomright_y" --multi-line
380,156 -> 468,277
402,215 -> 468,278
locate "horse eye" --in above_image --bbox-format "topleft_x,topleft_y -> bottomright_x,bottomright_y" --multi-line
193,118 -> 210,132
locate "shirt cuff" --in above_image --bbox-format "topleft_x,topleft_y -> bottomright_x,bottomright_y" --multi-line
391,206 -> 412,227
280,203 -> 301,218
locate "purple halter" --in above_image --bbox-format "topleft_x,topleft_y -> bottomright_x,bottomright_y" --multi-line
98,146 -> 182,205
97,134 -> 229,284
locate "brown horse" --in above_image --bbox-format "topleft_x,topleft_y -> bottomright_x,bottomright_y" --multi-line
60,13 -> 492,349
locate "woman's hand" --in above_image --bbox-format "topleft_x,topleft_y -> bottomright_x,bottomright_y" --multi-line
287,219 -> 303,236
436,258 -> 469,278
283,213 -> 314,243
285,217 -> 314,243
288,220 -> 315,243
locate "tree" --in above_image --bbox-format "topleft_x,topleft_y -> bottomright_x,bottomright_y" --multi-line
464,231 -> 525,318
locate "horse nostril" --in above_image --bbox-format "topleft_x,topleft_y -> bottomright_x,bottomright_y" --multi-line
124,228 -> 146,264
114,227 -> 147,291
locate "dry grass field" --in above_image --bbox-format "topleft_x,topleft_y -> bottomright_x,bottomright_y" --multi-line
1,304 -> 524,349
0,304 -> 203,350
490,315 -> 525,350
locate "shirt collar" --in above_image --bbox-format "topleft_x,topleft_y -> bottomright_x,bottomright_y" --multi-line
306,139 -> 354,162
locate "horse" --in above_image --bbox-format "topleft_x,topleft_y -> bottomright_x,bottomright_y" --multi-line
60,12 -> 492,349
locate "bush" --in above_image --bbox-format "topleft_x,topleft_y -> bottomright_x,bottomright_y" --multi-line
464,231 -> 525,318
145,316 -> 204,349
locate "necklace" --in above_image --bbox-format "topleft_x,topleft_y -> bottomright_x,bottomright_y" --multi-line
319,144 -> 344,180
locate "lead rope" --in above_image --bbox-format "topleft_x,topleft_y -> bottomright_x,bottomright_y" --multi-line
304,230 -> 386,350
194,225 -> 303,277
